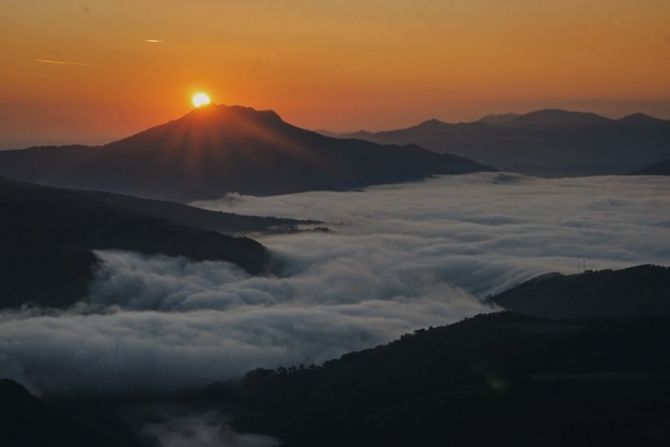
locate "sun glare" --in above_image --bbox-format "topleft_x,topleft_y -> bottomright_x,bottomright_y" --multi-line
192,92 -> 212,108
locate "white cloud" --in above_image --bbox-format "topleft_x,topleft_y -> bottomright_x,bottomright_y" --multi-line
142,410 -> 277,447
1,173 -> 669,395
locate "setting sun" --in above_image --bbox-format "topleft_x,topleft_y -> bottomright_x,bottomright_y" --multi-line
192,92 -> 212,108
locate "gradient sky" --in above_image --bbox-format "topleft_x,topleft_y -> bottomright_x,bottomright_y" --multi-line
1,0 -> 669,148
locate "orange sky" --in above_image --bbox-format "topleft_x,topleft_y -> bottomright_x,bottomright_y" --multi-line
1,0 -> 669,148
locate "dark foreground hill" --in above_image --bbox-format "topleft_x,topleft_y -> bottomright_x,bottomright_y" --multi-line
76,188 -> 315,235
203,312 -> 670,447
0,177 -> 271,309
5,313 -> 670,447
488,265 -> 670,318
333,109 -> 670,176
0,105 -> 492,202
0,380 -> 145,447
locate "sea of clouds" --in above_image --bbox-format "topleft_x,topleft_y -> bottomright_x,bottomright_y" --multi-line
1,173 -> 669,395
141,409 -> 278,447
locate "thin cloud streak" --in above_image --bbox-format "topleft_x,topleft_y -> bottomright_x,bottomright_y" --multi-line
35,59 -> 66,65
144,39 -> 164,43
35,58 -> 87,66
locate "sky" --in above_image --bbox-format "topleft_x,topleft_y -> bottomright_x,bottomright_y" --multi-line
1,0 -> 669,148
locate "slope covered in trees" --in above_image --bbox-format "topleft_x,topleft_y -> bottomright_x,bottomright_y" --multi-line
488,265 -> 670,318
203,312 -> 670,447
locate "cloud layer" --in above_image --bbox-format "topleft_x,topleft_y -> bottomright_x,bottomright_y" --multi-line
141,409 -> 278,447
1,173 -> 669,395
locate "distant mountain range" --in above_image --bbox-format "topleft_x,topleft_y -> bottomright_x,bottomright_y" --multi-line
0,177 -> 279,309
0,105 -> 491,202
326,109 -> 670,176
488,265 -> 670,318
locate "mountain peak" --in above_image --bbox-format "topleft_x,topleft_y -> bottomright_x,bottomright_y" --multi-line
0,103 -> 490,201
182,104 -> 284,125
414,118 -> 450,129
506,109 -> 612,126
478,113 -> 521,125
114,103 -> 292,150
618,113 -> 665,123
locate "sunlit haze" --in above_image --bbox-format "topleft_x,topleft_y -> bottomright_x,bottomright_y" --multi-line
1,0 -> 669,148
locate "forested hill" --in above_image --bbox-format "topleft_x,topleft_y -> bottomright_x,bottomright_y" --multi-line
0,177 -> 269,309
488,264 -> 670,318
203,312 -> 670,447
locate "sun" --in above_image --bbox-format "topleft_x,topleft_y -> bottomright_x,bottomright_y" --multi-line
192,92 -> 212,108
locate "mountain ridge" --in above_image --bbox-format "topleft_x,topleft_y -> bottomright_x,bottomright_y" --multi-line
0,176 -> 272,309
0,104 -> 492,202
488,264 -> 670,318
322,109 -> 670,176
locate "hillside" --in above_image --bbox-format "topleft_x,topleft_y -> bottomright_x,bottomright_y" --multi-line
76,188 -> 314,234
5,313 -> 670,446
488,265 -> 670,318
332,109 -> 670,176
202,312 -> 670,447
0,380 -> 145,447
0,177 -> 270,309
0,105 -> 492,202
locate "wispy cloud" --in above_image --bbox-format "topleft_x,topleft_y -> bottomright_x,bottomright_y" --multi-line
144,39 -> 164,43
35,59 -> 66,65
35,59 -> 87,66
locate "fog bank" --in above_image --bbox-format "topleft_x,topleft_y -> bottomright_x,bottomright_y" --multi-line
1,173 -> 669,394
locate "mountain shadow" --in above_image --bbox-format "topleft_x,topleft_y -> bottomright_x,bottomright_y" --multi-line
0,105 -> 493,202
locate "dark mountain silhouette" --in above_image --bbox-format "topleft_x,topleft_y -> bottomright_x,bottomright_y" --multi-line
6,314 -> 670,447
618,113 -> 667,124
478,112 -> 521,125
488,265 -> 670,318
0,177 -> 271,309
633,158 -> 670,175
0,105 -> 492,202
503,109 -> 612,127
0,379 -> 146,447
75,189 -> 316,234
202,312 -> 670,447
330,109 -> 670,176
